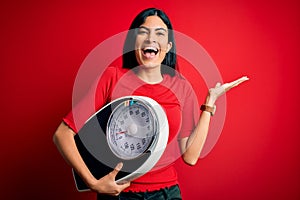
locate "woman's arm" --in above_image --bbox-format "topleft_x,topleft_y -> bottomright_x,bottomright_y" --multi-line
53,122 -> 130,196
180,76 -> 249,165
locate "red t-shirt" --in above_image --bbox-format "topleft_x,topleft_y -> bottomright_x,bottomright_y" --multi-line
63,66 -> 200,192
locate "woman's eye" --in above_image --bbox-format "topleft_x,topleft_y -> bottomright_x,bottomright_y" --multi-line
156,32 -> 165,36
137,30 -> 148,35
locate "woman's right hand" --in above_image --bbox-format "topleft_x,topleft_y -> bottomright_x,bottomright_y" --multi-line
53,123 -> 130,196
88,162 -> 130,196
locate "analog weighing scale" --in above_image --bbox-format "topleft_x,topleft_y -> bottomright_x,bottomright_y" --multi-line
72,96 -> 169,191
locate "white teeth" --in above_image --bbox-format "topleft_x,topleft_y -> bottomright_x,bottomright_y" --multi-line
143,47 -> 158,51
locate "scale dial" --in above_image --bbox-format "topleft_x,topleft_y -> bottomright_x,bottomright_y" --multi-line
106,99 -> 157,160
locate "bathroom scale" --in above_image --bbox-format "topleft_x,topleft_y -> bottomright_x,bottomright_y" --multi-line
72,96 -> 169,191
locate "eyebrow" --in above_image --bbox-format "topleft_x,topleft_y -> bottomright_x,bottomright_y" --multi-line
139,26 -> 168,32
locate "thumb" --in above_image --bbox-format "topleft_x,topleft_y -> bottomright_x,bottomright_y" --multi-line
215,82 -> 221,88
110,162 -> 123,178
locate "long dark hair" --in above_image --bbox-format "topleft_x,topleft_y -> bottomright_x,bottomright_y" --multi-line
122,8 -> 177,76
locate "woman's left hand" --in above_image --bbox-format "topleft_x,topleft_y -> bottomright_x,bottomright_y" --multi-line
206,76 -> 249,105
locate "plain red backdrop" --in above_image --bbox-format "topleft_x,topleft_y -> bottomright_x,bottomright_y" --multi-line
1,0 -> 299,199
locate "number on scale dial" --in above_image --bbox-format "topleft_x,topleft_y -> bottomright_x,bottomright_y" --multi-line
107,99 -> 157,160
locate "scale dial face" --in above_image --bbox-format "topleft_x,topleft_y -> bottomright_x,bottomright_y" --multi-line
106,99 -> 157,160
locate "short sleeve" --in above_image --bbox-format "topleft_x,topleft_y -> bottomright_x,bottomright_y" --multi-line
62,66 -> 120,133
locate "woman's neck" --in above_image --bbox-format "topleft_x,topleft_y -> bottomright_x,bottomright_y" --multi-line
136,67 -> 163,84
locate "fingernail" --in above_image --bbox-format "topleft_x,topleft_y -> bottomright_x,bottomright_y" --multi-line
116,162 -> 123,170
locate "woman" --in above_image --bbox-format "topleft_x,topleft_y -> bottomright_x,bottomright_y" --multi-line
53,7 -> 248,199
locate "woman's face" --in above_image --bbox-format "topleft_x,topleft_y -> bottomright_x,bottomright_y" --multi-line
135,15 -> 172,68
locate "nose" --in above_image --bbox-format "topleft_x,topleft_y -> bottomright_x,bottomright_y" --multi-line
146,31 -> 156,43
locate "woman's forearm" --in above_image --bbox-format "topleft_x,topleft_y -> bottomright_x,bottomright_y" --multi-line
180,94 -> 216,165
181,110 -> 211,165
181,76 -> 249,165
53,122 -> 97,187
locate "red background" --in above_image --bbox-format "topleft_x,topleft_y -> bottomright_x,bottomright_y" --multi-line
1,0 -> 299,199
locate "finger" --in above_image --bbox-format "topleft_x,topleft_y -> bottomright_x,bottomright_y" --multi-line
110,162 -> 123,177
215,82 -> 221,88
224,76 -> 249,91
115,182 -> 130,195
118,181 -> 131,189
230,76 -> 249,87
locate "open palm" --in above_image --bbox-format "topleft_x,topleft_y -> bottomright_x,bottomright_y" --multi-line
208,76 -> 249,103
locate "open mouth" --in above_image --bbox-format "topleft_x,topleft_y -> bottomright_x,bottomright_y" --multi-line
142,47 -> 159,58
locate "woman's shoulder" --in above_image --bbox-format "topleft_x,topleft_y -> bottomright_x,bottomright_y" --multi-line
164,73 -> 192,88
165,72 -> 196,96
101,65 -> 130,79
104,65 -> 128,74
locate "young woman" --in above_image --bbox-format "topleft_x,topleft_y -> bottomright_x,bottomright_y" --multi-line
53,7 -> 248,200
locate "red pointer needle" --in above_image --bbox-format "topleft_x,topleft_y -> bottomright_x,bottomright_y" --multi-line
116,131 -> 127,134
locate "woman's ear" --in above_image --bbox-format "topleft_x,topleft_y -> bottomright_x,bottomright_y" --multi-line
166,42 -> 173,53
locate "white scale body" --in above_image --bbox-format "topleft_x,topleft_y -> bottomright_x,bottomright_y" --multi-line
72,96 -> 169,191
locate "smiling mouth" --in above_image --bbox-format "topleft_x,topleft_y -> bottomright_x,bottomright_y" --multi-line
142,47 -> 159,58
